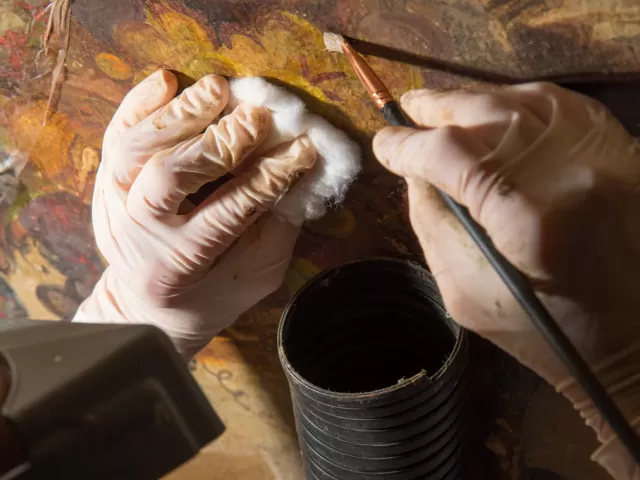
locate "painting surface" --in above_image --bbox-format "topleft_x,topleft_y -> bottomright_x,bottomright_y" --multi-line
1,1 -> 638,478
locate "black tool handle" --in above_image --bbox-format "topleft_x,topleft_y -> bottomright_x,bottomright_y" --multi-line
383,99 -> 640,463
381,101 -> 414,126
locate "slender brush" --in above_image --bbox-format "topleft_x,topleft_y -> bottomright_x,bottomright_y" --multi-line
323,33 -> 412,126
323,31 -> 640,463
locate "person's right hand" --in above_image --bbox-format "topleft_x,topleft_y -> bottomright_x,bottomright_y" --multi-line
373,83 -> 640,477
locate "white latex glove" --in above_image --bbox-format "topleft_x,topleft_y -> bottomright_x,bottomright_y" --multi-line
373,83 -> 640,479
73,70 -> 317,359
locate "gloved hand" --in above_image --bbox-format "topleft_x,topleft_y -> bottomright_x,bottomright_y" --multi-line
373,82 -> 640,479
73,70 -> 317,359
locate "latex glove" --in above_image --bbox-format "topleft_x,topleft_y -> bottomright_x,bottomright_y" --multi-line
73,70 -> 317,359
373,83 -> 640,479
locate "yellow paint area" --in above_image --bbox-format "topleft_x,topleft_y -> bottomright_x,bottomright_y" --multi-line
73,146 -> 100,192
592,16 -> 640,42
171,358 -> 303,480
0,98 -> 103,198
5,239 -> 67,321
94,53 -> 134,81
523,0 -> 640,31
284,257 -> 321,296
0,5 -> 26,35
9,102 -> 74,185
114,6 -> 423,135
116,9 -> 235,78
306,208 -> 358,239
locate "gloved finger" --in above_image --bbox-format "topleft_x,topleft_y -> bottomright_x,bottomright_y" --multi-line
404,178 -> 502,334
405,177 -> 480,299
373,125 -> 493,207
106,70 -> 178,135
406,178 -> 554,373
126,104 -> 271,219
500,82 -> 627,162
399,89 -> 547,153
199,212 -> 300,312
502,82 -> 604,130
169,213 -> 301,359
183,135 -> 317,266
113,74 -> 230,189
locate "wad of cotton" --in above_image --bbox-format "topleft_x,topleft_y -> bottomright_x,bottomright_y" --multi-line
229,77 -> 362,225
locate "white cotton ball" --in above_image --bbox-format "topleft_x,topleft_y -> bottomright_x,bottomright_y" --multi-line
229,77 -> 362,225
305,117 -> 362,199
229,77 -> 305,113
267,109 -> 306,147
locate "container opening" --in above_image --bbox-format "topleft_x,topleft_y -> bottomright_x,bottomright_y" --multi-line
281,260 -> 457,393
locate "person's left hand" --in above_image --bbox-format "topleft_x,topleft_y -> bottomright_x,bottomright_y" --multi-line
73,70 -> 317,359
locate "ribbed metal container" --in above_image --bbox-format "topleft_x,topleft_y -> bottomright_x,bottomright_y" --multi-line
278,258 -> 468,480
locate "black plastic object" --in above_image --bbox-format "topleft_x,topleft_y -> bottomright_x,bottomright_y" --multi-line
278,258 -> 468,479
0,320 -> 224,480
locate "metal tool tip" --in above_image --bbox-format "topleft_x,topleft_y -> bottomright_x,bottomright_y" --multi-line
323,32 -> 346,53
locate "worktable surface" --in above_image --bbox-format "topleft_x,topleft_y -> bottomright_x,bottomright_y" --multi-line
1,1 -> 638,478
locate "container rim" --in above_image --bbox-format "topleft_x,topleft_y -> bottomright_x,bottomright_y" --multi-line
277,257 -> 467,400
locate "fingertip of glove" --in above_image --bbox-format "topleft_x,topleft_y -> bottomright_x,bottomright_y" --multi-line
400,88 -> 456,127
296,133 -> 313,151
294,134 -> 318,170
504,81 -> 557,95
168,74 -> 230,121
258,135 -> 317,191
144,69 -> 178,95
372,126 -> 407,165
130,71 -> 179,106
400,88 -> 438,109
197,74 -> 230,102
233,103 -> 272,140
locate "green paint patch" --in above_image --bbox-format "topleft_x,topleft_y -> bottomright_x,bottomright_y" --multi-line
284,258 -> 321,296
0,8 -> 26,35
3,186 -> 32,222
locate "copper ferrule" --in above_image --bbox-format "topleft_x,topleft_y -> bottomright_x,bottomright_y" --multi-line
341,41 -> 394,109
